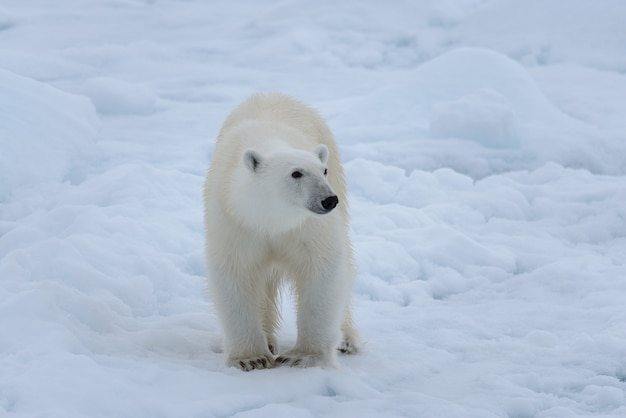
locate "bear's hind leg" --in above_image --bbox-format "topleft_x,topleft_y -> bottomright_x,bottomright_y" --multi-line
338,309 -> 362,354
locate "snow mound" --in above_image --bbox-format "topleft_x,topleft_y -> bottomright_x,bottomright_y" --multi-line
337,48 -> 619,176
418,49 -> 595,157
82,77 -> 158,115
0,69 -> 99,199
429,89 -> 519,148
416,48 -> 573,123
338,47 -> 580,138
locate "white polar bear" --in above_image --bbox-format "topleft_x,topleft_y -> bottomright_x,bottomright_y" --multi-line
204,93 -> 361,371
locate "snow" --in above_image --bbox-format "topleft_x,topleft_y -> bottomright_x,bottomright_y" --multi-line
429,88 -> 518,148
0,69 -> 98,200
1,0 -> 626,417
81,77 -> 158,115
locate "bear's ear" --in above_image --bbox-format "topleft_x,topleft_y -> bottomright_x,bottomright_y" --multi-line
243,149 -> 263,172
314,144 -> 329,164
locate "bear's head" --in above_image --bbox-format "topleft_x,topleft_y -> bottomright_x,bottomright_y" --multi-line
230,144 -> 338,234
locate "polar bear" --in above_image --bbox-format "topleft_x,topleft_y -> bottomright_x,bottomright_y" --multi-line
204,93 -> 361,371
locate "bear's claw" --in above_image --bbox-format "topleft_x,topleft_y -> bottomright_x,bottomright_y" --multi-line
275,356 -> 303,367
231,355 -> 274,371
338,336 -> 358,354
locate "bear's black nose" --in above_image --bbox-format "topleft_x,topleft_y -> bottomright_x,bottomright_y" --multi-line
321,195 -> 338,211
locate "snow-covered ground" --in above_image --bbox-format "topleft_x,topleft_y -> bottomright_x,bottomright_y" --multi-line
2,1 -> 626,416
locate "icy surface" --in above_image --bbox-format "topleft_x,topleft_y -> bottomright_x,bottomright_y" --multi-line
1,1 -> 626,417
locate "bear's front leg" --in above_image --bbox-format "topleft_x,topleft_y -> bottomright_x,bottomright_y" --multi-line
208,270 -> 275,371
277,262 -> 350,368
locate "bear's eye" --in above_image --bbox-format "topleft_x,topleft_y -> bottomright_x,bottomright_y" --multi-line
291,170 -> 303,179
324,168 -> 328,176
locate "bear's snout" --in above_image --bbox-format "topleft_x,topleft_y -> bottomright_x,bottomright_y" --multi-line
321,195 -> 338,212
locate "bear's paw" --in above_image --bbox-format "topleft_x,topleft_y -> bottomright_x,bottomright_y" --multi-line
276,351 -> 334,369
338,336 -> 358,354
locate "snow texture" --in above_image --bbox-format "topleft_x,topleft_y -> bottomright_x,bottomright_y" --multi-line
1,1 -> 626,417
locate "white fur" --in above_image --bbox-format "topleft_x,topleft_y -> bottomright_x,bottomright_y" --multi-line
204,93 -> 361,370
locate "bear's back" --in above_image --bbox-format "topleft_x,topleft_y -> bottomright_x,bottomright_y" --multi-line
219,93 -> 330,144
